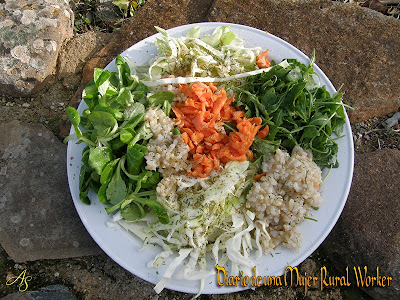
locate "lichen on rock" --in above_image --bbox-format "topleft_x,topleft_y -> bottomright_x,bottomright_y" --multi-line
0,0 -> 74,96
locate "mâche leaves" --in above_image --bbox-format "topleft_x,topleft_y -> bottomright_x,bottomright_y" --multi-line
64,55 -> 169,224
88,146 -> 114,175
106,161 -> 127,205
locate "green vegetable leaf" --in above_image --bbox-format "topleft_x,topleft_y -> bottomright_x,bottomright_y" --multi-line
128,123 -> 152,147
115,55 -> 137,89
147,91 -> 175,107
233,58 -> 349,169
100,158 -> 120,185
82,80 -> 98,110
88,111 -> 118,138
65,107 -> 80,126
140,171 -> 160,189
126,144 -> 147,176
78,164 -> 91,205
98,183 -> 110,205
124,102 -> 145,121
93,104 -> 123,121
115,88 -> 133,107
88,146 -> 114,175
132,197 -> 169,224
121,201 -> 146,221
65,106 -> 83,139
120,128 -> 136,144
106,162 -> 127,205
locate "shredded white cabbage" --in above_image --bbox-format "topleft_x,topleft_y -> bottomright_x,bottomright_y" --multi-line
116,161 -> 273,295
142,25 -> 263,81
141,60 -> 290,87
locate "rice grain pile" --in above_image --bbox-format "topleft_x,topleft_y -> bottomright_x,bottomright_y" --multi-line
144,107 -> 190,176
246,145 -> 322,253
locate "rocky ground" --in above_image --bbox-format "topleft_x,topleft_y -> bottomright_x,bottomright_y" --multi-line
0,0 -> 399,299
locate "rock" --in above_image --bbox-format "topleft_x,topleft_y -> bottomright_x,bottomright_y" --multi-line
383,111 -> 400,129
69,0 -> 215,109
1,285 -> 76,300
206,0 -> 400,123
58,31 -> 112,89
0,0 -> 74,96
321,149 -> 400,299
96,0 -> 122,28
0,120 -> 102,262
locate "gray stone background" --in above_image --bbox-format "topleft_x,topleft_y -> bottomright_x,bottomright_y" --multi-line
0,0 -> 399,299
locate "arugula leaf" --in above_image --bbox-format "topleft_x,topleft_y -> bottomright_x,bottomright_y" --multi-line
233,58 -> 349,169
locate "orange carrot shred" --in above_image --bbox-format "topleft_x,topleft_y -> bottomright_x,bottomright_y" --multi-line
256,49 -> 270,69
173,82 -> 263,178
257,125 -> 269,139
254,172 -> 266,180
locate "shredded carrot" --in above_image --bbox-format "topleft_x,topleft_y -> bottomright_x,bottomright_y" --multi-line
257,125 -> 269,139
254,172 -> 266,180
173,82 -> 266,178
256,49 -> 270,69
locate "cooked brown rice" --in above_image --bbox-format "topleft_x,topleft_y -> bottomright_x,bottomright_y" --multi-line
245,145 -> 322,253
144,107 -> 190,176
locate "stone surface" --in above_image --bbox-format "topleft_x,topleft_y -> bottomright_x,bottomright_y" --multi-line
96,0 -> 122,28
206,0 -> 400,123
0,120 -> 102,262
0,0 -> 74,96
1,285 -> 76,300
58,31 -> 112,90
321,149 -> 400,299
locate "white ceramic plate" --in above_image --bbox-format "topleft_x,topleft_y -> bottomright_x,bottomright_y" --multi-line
67,22 -> 354,295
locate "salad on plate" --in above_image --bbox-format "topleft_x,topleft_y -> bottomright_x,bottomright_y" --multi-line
65,23 -> 352,296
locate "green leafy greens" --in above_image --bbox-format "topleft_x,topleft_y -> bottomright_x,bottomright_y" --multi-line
233,56 -> 350,169
65,55 -> 170,224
